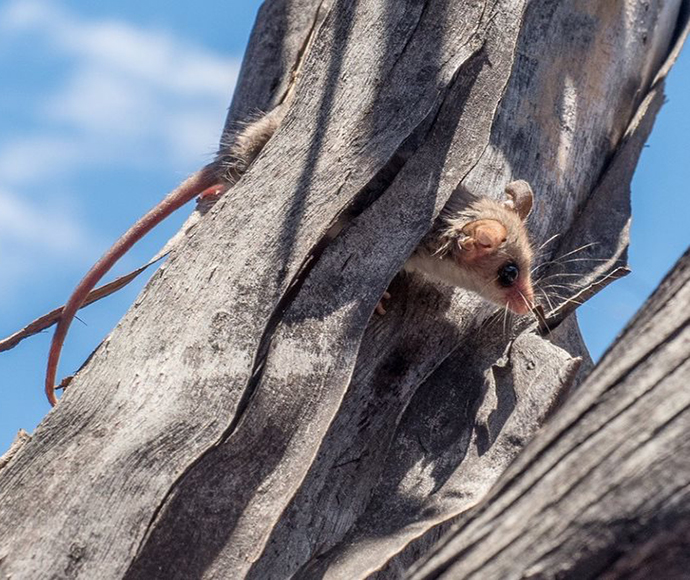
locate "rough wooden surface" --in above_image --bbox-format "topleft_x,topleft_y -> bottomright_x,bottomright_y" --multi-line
0,1 -> 687,579
409,247 -> 690,580
127,2 -> 524,577
0,430 -> 30,472
224,0 -> 328,131
255,3 -> 687,577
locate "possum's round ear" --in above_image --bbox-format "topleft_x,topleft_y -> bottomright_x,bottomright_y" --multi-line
504,180 -> 533,221
459,219 -> 507,262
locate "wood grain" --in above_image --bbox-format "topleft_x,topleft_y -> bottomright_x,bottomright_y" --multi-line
0,1 -> 687,578
409,247 -> 690,580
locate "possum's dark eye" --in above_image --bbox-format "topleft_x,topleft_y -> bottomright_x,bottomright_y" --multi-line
498,262 -> 519,287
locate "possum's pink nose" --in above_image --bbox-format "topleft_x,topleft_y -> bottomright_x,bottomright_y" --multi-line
506,283 -> 534,315
508,299 -> 532,315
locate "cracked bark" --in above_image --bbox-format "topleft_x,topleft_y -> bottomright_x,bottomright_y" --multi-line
409,247 -> 690,580
0,1 -> 688,579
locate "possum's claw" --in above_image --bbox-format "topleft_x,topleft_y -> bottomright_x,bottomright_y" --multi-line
198,184 -> 226,200
375,291 -> 392,315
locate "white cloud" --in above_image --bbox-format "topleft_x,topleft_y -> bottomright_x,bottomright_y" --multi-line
0,135 -> 83,184
0,0 -> 242,301
1,0 -> 235,96
46,68 -> 155,139
0,0 -> 241,184
0,187 -> 91,256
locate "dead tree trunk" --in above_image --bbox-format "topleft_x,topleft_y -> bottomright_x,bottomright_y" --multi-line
409,247 -> 690,580
0,1 -> 687,579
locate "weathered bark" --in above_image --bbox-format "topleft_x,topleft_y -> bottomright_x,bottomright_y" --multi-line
0,1 -> 687,579
409,246 -> 690,580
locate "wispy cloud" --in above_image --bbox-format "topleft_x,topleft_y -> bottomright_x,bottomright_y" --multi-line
0,0 -> 241,302
1,0 -> 235,96
0,0 -> 240,184
0,188 -> 94,297
0,188 -> 88,254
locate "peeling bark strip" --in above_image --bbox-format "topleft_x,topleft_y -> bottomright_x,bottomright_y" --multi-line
127,2 -> 524,578
0,1 -> 688,579
409,248 -> 690,580
0,431 -> 30,472
537,0 -> 690,331
0,258 -> 167,353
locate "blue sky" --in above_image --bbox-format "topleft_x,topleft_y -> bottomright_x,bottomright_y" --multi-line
0,0 -> 688,451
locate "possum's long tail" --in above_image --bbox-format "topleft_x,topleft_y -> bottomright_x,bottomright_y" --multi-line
45,165 -> 225,406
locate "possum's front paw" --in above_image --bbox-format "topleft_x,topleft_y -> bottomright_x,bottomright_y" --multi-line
375,291 -> 392,315
197,184 -> 226,201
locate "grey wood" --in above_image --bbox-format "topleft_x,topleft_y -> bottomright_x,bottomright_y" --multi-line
254,2 -> 688,577
0,430 -> 30,473
127,2 -> 523,578
224,0 -> 329,131
408,247 -> 690,580
0,1 -> 687,579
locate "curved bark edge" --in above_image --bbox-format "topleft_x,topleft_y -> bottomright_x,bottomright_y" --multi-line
409,247 -> 690,578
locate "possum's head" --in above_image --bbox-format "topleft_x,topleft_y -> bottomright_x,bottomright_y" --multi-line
439,181 -> 535,315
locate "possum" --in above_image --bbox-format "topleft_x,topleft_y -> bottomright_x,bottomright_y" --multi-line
44,107 -> 535,406
400,180 -> 535,316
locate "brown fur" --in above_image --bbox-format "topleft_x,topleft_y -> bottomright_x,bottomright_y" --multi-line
405,181 -> 535,315
217,104 -> 288,184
